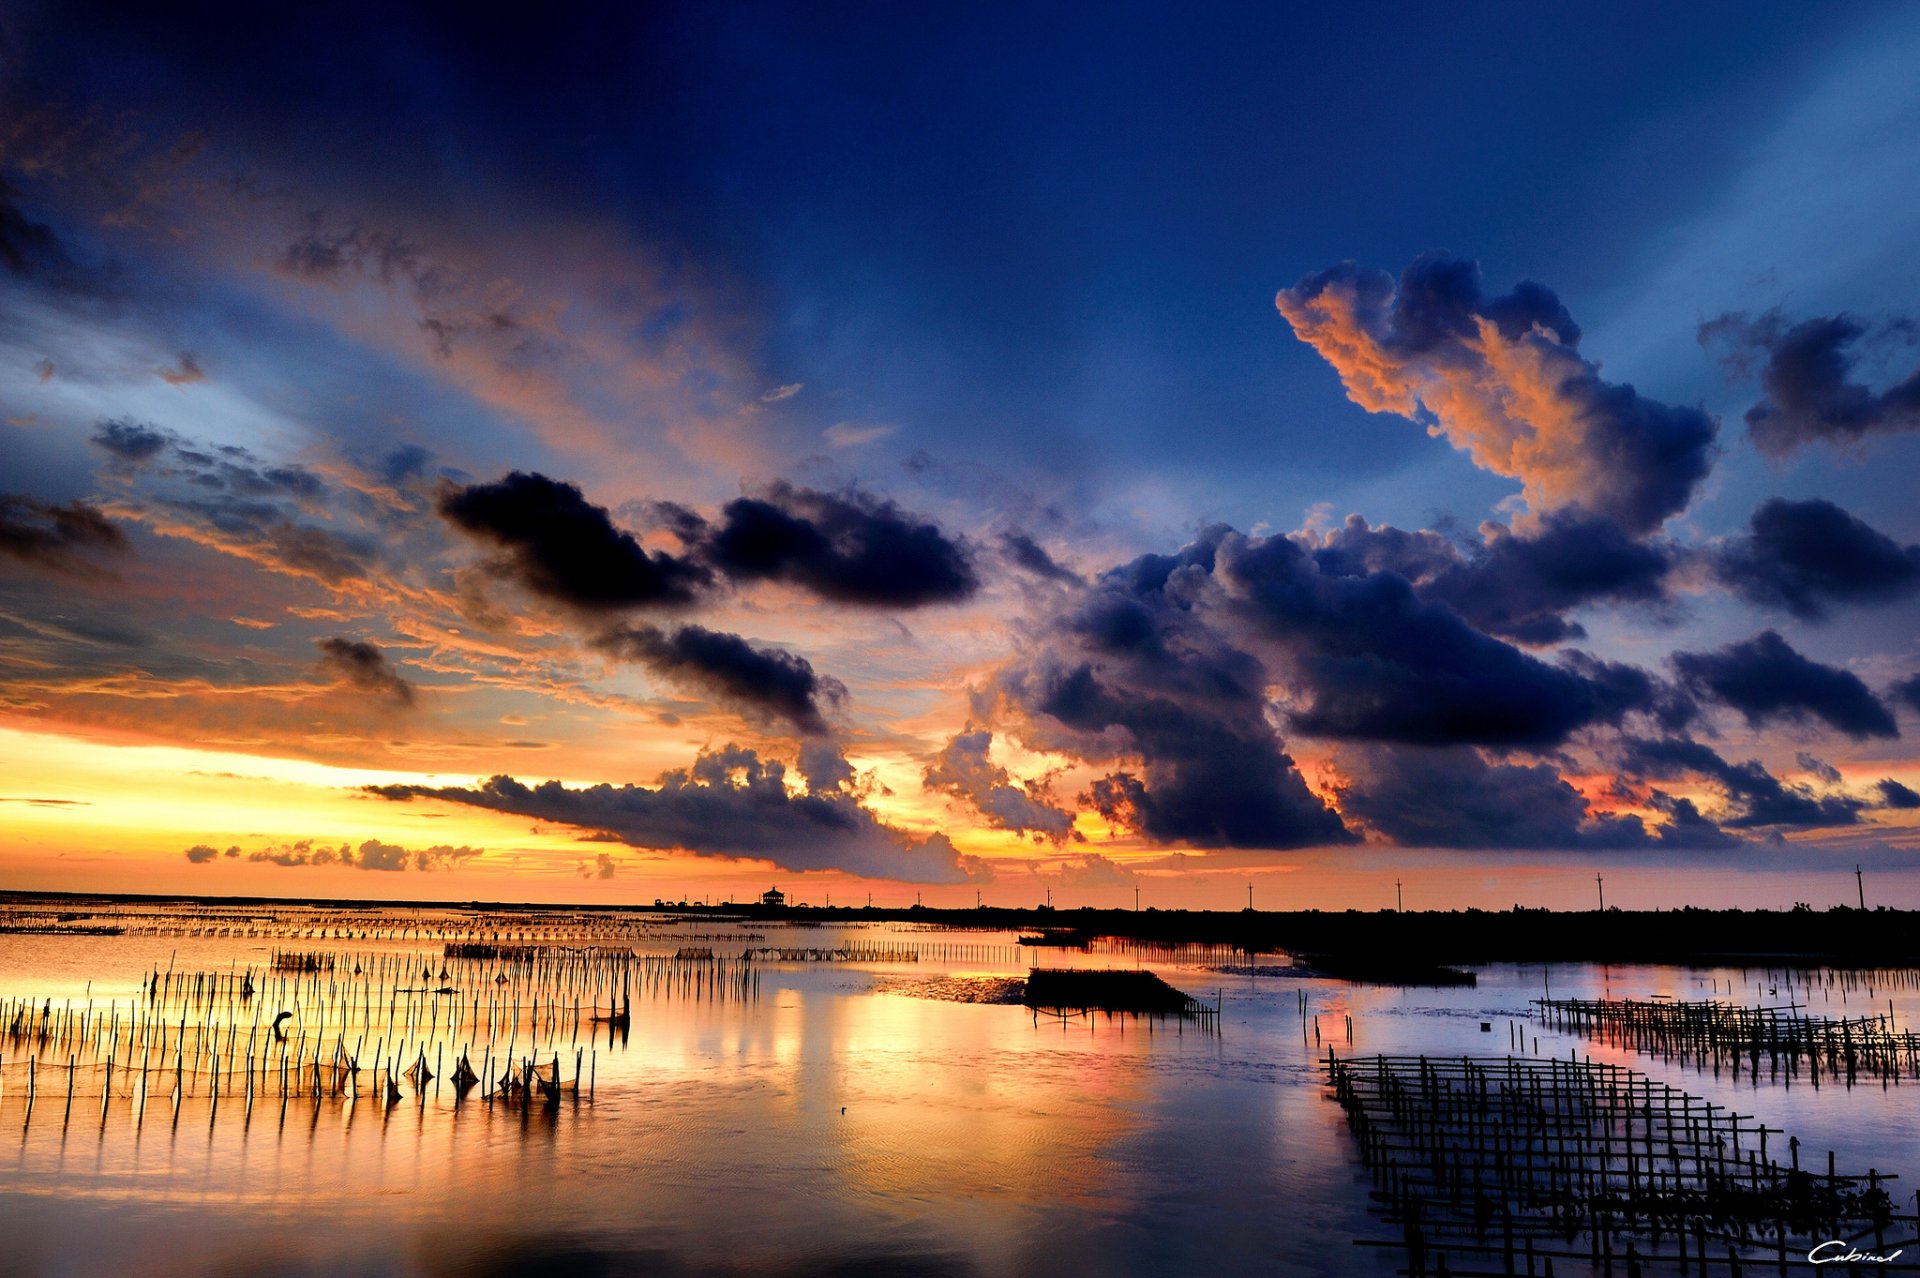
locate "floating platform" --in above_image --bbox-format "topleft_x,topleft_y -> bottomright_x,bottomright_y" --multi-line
1022,968 -> 1216,1018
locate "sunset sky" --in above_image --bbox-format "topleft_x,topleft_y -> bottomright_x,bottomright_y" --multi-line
3,2 -> 1919,910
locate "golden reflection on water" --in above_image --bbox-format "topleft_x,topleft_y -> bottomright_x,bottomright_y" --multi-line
6,915 -> 1920,1276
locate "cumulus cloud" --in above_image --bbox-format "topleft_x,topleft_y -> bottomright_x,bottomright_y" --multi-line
1672,630 -> 1897,740
369,744 -> 980,882
1701,311 -> 1920,456
1308,511 -> 1672,646
1878,778 -> 1920,810
90,419 -> 174,463
1711,498 -> 1920,620
1278,252 -> 1717,534
185,839 -> 481,870
1000,532 -> 1079,583
1053,853 -> 1135,886
439,471 -> 712,611
1213,531 -> 1655,747
923,727 -> 1074,842
989,531 -> 1353,849
595,623 -> 843,735
315,636 -> 416,706
0,494 -> 128,575
1334,743 -> 1738,850
703,482 -> 978,607
1615,736 -> 1868,829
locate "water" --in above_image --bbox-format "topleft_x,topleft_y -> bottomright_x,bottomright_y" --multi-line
3,905 -> 1919,1276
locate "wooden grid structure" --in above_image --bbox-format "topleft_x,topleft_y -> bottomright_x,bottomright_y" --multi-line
1326,1051 -> 1916,1275
1536,998 -> 1920,1088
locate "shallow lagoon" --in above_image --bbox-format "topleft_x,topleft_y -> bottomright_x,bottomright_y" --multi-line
4,906 -> 1919,1277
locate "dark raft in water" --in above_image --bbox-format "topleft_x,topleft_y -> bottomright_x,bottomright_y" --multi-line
1022,968 -> 1215,1018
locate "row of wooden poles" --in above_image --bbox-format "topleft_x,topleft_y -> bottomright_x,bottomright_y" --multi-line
1327,1051 -> 1914,1276
1536,997 -> 1920,1088
0,943 -> 764,1127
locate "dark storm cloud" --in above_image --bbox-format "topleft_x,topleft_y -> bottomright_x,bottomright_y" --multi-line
1000,532 -> 1079,583
923,727 -> 1074,842
1878,779 -> 1920,810
315,636 -> 415,707
1615,735 -> 1869,829
594,623 -> 843,735
0,494 -> 128,574
1711,498 -> 1920,620
989,530 -> 1354,850
369,745 -> 981,883
1672,630 -> 1897,740
1279,252 -> 1718,534
1214,532 -> 1653,747
1426,514 -> 1671,645
1334,744 -> 1738,850
1307,513 -> 1673,645
438,472 -> 712,611
1701,312 -> 1920,457
705,482 -> 978,607
1895,675 -> 1920,716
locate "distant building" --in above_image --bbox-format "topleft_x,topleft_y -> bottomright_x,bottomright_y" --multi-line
761,886 -> 785,906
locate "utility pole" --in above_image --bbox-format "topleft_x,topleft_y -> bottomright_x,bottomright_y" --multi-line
1857,865 -> 1866,910
1134,885 -> 1140,912
1247,881 -> 1254,912
976,889 -> 981,909
1596,874 -> 1605,912
1395,879 -> 1403,912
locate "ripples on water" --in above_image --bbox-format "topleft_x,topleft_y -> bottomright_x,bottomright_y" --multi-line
3,903 -> 1919,1276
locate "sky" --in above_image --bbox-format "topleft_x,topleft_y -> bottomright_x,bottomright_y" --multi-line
3,1 -> 1920,911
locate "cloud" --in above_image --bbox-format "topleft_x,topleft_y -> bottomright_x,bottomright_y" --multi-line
1878,778 -> 1920,809
0,494 -> 129,575
1214,531 -> 1656,747
594,623 -> 843,735
1333,743 -> 1739,850
1615,736 -> 1868,829
188,838 -> 481,870
822,421 -> 896,447
90,419 -> 174,463
439,471 -> 712,612
704,482 -> 978,607
1000,532 -> 1079,583
315,636 -> 416,707
369,745 -> 977,882
989,531 -> 1353,849
1278,252 -> 1717,534
1895,675 -> 1920,716
1310,511 -> 1673,646
1053,853 -> 1135,886
1672,630 -> 1898,740
923,727 -> 1074,842
1711,498 -> 1920,620
760,383 -> 803,403
0,178 -> 74,279
1701,311 -> 1920,456
156,352 -> 205,387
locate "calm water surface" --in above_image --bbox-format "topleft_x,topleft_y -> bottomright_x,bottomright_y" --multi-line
3,909 -> 1919,1277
